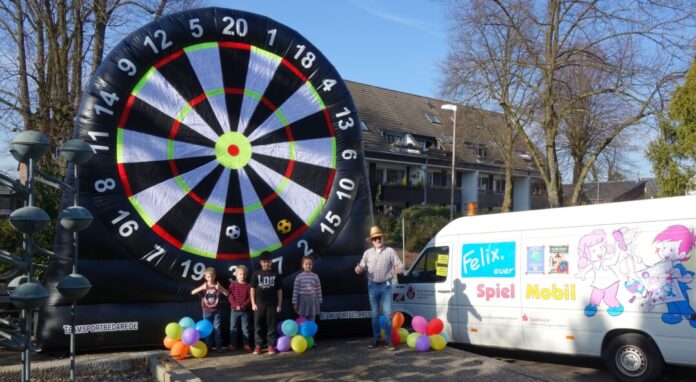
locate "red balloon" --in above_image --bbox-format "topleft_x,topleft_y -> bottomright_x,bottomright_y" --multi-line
392,312 -> 404,329
427,318 -> 444,335
391,329 -> 400,346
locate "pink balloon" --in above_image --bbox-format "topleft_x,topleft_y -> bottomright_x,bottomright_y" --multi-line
296,316 -> 308,326
412,316 -> 427,334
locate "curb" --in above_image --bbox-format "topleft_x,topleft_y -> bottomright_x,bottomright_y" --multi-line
0,350 -> 157,381
147,352 -> 201,382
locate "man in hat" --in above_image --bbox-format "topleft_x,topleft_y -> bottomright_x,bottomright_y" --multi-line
250,251 -> 283,355
355,225 -> 404,350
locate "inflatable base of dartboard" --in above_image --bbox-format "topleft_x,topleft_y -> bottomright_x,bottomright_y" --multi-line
38,174 -> 374,350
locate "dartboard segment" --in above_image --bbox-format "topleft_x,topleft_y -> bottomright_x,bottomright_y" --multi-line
237,47 -> 281,134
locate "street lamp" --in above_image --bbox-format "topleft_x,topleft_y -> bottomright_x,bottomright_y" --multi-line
441,104 -> 458,220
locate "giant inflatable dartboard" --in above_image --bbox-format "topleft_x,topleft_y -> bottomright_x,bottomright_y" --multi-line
76,7 -> 364,281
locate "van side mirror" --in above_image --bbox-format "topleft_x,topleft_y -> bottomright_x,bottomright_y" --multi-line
397,273 -> 407,284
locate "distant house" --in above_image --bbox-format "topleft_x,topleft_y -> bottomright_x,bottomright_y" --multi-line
347,80 -> 546,215
562,179 -> 659,205
0,171 -> 26,217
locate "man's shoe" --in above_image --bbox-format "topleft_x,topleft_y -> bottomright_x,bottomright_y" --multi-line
243,344 -> 252,352
268,346 -> 277,355
252,345 -> 262,355
367,341 -> 381,349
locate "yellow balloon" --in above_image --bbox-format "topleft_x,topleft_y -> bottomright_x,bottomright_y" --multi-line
397,328 -> 409,343
430,334 -> 446,351
165,322 -> 183,340
291,335 -> 308,353
380,328 -> 385,340
406,332 -> 420,348
190,340 -> 208,358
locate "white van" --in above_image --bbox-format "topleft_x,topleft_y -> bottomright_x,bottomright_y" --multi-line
393,195 -> 696,382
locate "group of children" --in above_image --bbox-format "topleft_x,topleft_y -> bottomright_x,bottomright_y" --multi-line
191,251 -> 322,355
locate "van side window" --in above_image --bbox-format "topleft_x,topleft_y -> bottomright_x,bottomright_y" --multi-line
408,246 -> 449,283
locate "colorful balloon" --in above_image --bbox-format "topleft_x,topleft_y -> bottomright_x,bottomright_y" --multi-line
170,341 -> 189,360
299,321 -> 318,337
430,334 -> 446,351
276,335 -> 292,352
291,335 -> 308,353
195,319 -> 213,339
440,331 -> 449,343
304,335 -> 315,349
163,336 -> 177,349
397,327 -> 409,343
181,327 -> 200,346
390,329 -> 400,346
392,311 -> 404,329
427,318 -> 444,335
296,316 -> 308,326
281,319 -> 298,336
412,316 -> 427,334
406,332 -> 420,348
165,322 -> 183,339
178,316 -> 195,329
379,315 -> 387,330
415,335 -> 430,352
189,341 -> 208,358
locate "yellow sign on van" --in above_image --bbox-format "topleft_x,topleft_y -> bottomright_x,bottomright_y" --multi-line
436,266 -> 448,276
437,254 -> 449,265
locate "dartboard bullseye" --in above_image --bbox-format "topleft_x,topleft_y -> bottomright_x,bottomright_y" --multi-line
77,7 -> 364,281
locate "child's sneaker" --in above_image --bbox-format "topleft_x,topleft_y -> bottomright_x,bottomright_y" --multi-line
252,346 -> 262,355
267,346 -> 277,355
243,344 -> 252,352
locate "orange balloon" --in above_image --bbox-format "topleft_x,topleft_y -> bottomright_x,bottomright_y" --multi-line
163,336 -> 177,349
170,341 -> 189,360
392,312 -> 404,329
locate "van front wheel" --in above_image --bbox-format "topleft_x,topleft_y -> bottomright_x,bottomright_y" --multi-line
605,333 -> 663,382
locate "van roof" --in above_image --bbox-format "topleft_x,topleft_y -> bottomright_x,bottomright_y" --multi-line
437,195 -> 696,237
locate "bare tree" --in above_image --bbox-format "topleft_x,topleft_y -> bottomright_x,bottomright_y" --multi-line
441,0 -> 696,207
0,0 -> 201,172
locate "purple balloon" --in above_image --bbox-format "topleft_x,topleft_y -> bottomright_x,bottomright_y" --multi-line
181,327 -> 200,346
415,335 -> 430,352
276,335 -> 292,352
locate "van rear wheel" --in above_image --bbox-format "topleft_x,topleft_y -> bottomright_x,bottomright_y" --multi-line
605,333 -> 663,382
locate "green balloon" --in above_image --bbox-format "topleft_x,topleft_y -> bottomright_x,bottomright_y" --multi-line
304,335 -> 315,349
165,322 -> 183,339
407,332 -> 420,348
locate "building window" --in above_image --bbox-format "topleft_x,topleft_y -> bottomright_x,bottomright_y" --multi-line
477,145 -> 487,159
385,168 -> 406,185
493,178 -> 505,193
425,112 -> 441,124
478,176 -> 489,191
360,121 -> 369,131
384,133 -> 401,144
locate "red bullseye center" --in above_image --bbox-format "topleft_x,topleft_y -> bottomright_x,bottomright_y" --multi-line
227,144 -> 240,156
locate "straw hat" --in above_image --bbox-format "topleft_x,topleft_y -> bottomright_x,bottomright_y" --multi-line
366,225 -> 385,241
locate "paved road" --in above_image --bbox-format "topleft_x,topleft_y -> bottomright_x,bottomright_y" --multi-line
455,345 -> 696,382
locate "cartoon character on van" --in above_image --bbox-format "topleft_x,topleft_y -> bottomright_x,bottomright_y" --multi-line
576,229 -> 625,317
652,225 -> 696,327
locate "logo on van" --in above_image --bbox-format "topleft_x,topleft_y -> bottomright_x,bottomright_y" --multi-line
462,242 -> 516,278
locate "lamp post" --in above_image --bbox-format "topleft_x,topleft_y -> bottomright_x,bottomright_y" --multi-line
441,104 -> 458,220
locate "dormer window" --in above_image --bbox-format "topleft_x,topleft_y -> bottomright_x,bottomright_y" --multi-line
425,112 -> 441,124
360,121 -> 369,131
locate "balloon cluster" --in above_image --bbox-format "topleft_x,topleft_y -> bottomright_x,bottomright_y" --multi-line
275,317 -> 318,353
393,312 -> 448,352
163,316 -> 214,359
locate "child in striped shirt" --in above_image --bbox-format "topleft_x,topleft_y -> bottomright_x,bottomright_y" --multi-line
292,256 -> 323,322
228,265 -> 251,351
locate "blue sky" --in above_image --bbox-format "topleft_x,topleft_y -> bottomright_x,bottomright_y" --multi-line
216,0 -> 450,98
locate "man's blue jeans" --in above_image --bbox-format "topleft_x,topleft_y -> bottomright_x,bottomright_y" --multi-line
368,281 -> 392,343
202,310 -> 222,349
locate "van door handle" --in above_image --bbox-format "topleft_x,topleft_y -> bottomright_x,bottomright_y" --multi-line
437,290 -> 450,293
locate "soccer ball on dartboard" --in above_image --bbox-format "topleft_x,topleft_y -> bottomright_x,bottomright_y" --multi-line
225,225 -> 241,240
276,219 -> 292,234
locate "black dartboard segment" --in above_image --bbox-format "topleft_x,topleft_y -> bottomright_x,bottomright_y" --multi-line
77,7 -> 364,281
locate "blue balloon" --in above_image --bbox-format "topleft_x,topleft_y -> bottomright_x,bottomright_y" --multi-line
379,316 -> 387,330
281,319 -> 298,336
179,316 -> 195,329
195,319 -> 213,338
299,321 -> 318,337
